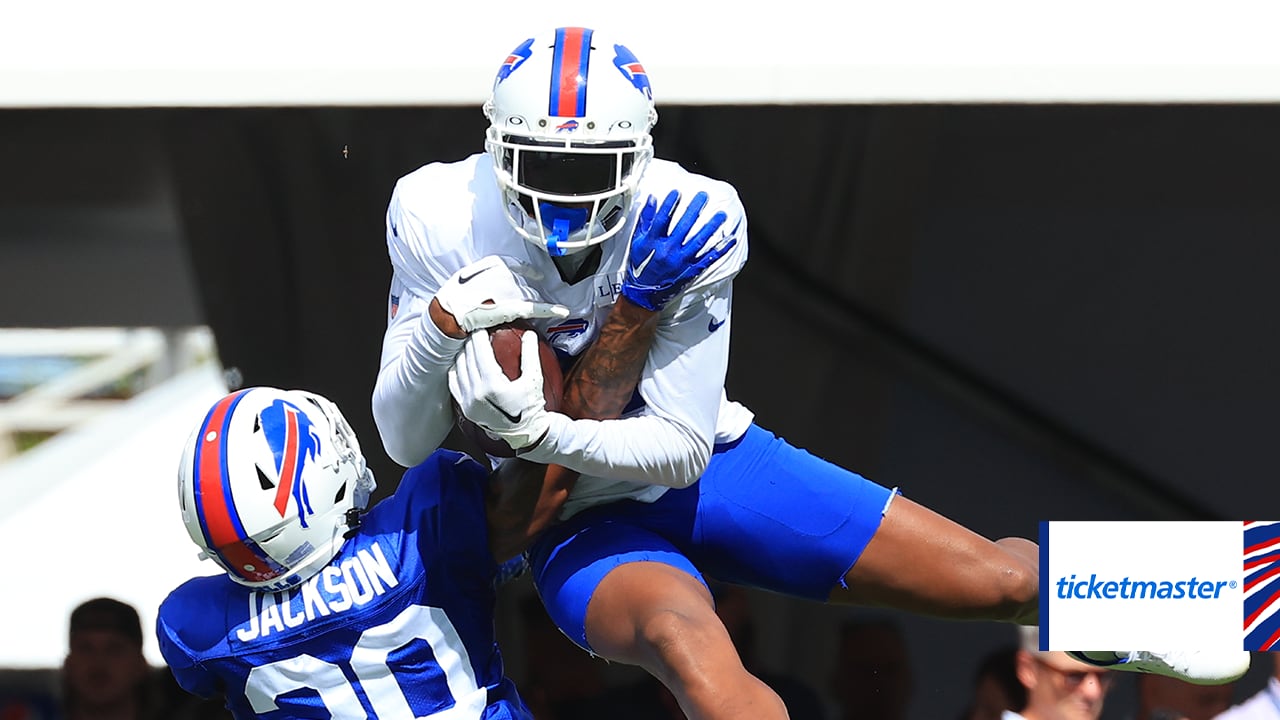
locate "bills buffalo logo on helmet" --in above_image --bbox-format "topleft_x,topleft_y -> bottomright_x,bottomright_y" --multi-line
260,399 -> 322,527
611,44 -> 651,99
497,38 -> 535,84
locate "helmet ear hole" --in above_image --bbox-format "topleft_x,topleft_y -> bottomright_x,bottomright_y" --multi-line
256,465 -> 275,490
334,483 -> 346,504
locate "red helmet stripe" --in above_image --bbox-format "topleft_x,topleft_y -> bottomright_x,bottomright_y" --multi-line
193,389 -> 286,583
550,26 -> 592,117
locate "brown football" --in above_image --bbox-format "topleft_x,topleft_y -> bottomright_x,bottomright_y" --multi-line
455,322 -> 564,458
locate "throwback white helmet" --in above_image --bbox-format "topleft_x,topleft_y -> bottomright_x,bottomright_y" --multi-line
177,387 -> 376,591
484,27 -> 657,256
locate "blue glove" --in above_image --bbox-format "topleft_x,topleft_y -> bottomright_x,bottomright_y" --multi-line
621,190 -> 736,312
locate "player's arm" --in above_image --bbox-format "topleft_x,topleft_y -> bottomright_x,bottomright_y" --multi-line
520,285 -> 734,487
373,190 -> 566,467
156,611 -> 221,700
563,294 -> 661,421
483,300 -> 659,559
523,190 -> 743,486
373,285 -> 465,467
456,189 -> 742,488
486,459 -> 569,561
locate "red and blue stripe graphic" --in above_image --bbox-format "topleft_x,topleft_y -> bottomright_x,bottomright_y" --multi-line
193,390 -> 288,584
1243,520 -> 1280,649
549,26 -> 593,117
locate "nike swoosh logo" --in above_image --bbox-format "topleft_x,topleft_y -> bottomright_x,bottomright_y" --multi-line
490,401 -> 522,424
630,249 -> 656,278
458,266 -> 490,284
708,316 -> 726,333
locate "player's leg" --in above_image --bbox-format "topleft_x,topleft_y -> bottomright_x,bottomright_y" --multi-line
831,494 -> 1038,623
669,423 -> 1019,619
688,424 -> 1246,686
678,424 -> 1033,619
585,561 -> 788,719
839,491 -> 1249,684
529,507 -> 789,720
829,468 -> 1248,683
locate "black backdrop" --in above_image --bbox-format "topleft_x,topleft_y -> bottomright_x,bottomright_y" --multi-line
157,104 -> 1280,522
3,104 -> 1279,718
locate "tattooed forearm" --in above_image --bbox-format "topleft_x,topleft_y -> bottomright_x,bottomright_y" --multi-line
562,297 -> 659,420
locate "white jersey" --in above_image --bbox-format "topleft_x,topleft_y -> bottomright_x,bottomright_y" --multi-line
373,152 -> 753,518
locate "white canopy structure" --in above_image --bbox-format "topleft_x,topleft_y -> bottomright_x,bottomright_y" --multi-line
3,0 -> 1280,107
0,332 -> 227,668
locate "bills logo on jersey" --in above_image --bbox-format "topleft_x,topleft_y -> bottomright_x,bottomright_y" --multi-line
547,318 -> 589,341
496,38 -> 534,84
556,119 -> 580,133
546,316 -> 596,357
612,44 -> 651,99
261,399 -> 321,527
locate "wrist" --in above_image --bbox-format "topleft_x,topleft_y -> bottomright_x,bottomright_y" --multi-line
516,412 -> 565,462
619,284 -> 664,312
613,294 -> 662,324
429,297 -> 467,339
415,305 -> 466,359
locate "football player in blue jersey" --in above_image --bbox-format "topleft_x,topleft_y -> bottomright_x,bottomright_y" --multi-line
373,26 -> 1252,720
156,373 -> 559,719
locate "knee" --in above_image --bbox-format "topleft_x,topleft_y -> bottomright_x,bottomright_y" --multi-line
636,608 -> 726,681
640,608 -> 708,661
992,542 -> 1039,621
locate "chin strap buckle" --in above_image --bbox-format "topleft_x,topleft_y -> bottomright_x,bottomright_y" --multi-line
342,508 -> 365,539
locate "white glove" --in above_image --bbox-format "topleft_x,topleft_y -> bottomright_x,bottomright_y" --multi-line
435,256 -> 568,333
448,329 -> 551,452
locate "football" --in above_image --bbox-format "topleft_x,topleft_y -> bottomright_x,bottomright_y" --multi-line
455,322 -> 564,458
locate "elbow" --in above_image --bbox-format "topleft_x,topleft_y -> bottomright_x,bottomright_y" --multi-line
374,414 -> 430,468
380,433 -> 430,469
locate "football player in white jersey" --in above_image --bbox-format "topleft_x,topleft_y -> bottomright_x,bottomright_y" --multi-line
157,380 -> 560,719
372,26 -> 1251,720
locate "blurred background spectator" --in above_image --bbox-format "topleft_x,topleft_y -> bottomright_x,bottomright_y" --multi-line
1130,674 -> 1235,720
1009,626 -> 1113,720
959,644 -> 1026,720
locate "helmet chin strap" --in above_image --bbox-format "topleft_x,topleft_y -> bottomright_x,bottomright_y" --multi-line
538,202 -> 589,257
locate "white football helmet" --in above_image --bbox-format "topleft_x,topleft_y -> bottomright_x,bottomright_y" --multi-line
484,27 -> 657,256
176,387 -> 376,591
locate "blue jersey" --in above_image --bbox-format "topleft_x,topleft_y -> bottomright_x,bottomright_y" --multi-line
157,450 -> 531,720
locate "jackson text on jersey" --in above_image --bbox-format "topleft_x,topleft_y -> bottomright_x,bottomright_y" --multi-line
236,541 -> 399,642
